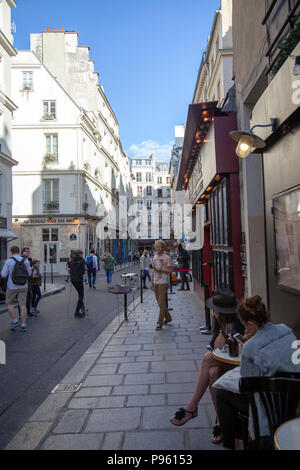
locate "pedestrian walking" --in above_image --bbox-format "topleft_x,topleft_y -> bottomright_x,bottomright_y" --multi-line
150,239 -> 173,331
69,249 -> 87,318
101,251 -> 117,289
177,243 -> 190,291
31,260 -> 42,313
140,250 -> 151,289
21,247 -> 36,318
86,249 -> 98,289
0,245 -> 32,332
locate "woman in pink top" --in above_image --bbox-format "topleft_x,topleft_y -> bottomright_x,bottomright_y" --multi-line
150,240 -> 173,330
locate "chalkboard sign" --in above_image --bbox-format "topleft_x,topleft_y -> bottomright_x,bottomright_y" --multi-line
70,234 -> 77,241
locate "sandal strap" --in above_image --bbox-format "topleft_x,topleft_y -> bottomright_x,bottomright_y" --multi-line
212,424 -> 222,438
174,408 -> 193,420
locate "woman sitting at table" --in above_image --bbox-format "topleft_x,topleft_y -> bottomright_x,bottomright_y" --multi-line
215,294 -> 299,450
170,288 -> 245,444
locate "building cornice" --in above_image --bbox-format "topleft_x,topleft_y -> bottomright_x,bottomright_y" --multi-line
0,149 -> 18,167
7,0 -> 17,8
0,29 -> 17,57
97,85 -> 119,126
0,89 -> 17,112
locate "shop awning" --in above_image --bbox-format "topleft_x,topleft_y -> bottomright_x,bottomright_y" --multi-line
0,229 -> 18,240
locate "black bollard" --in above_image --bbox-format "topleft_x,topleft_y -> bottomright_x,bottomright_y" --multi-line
44,265 -> 46,292
124,293 -> 128,321
140,270 -> 143,303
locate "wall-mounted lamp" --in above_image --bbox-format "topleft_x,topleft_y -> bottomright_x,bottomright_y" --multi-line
229,118 -> 277,158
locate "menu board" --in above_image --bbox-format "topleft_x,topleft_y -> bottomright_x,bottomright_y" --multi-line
273,185 -> 300,294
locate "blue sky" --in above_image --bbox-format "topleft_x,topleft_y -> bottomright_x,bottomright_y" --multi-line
12,0 -> 220,160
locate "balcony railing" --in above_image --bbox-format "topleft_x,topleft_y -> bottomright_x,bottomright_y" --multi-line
43,201 -> 59,213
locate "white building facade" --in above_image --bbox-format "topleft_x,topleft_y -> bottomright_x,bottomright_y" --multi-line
11,30 -> 132,274
130,154 -> 172,246
0,0 -> 18,268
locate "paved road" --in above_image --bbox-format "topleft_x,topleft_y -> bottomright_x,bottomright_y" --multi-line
0,266 -> 142,449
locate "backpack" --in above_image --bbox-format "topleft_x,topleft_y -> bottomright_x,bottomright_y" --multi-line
11,257 -> 28,286
86,255 -> 94,270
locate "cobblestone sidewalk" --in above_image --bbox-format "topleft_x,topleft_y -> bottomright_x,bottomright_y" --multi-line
5,288 -> 222,451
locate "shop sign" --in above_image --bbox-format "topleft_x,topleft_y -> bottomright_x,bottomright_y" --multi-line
23,218 -> 77,225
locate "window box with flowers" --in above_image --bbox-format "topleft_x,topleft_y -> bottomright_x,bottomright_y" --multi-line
43,153 -> 58,164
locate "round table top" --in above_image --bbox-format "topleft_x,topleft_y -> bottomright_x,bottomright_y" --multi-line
274,417 -> 300,450
212,347 -> 241,366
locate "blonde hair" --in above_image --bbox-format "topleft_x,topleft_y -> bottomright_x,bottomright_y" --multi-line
143,250 -> 148,256
154,239 -> 165,249
103,251 -> 111,258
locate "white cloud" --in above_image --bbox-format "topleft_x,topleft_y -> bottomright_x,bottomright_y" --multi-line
127,140 -> 173,161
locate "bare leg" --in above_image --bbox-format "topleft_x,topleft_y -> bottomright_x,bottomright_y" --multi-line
171,352 -> 217,425
7,304 -> 17,321
19,305 -> 27,325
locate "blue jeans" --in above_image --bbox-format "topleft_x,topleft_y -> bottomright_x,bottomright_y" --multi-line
31,285 -> 41,309
105,269 -> 113,285
87,268 -> 96,287
143,268 -> 151,286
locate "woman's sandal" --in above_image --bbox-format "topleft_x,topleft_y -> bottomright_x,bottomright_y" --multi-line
211,424 -> 223,444
170,407 -> 198,426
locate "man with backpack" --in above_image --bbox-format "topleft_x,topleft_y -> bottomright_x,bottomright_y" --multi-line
0,246 -> 32,332
85,249 -> 98,289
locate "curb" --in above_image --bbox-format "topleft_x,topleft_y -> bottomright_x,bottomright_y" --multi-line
4,289 -> 149,450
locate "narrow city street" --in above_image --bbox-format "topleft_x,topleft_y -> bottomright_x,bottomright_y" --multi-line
0,266 -> 140,450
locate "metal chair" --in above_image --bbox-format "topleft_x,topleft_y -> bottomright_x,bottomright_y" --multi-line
239,376 -> 300,449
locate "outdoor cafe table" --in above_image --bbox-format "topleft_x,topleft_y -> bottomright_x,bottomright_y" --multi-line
274,417 -> 300,450
212,347 -> 241,366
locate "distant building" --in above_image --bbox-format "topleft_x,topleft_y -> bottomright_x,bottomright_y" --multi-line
0,0 -> 18,268
130,154 -> 171,248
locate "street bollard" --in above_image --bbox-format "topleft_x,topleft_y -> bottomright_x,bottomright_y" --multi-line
44,265 -> 46,292
51,263 -> 53,284
124,293 -> 128,321
140,270 -> 143,304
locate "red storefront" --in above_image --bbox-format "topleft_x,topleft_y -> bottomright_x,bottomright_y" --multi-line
177,102 -> 243,308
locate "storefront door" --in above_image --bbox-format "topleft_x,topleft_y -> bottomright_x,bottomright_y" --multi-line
42,227 -> 59,272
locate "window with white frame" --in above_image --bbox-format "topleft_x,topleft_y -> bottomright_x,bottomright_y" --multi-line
137,186 -> 143,196
22,71 -> 33,90
136,172 -> 142,182
137,200 -> 143,210
43,179 -> 59,212
146,186 -> 152,196
147,200 -> 152,210
157,176 -> 162,184
43,101 -> 56,120
146,172 -> 152,182
45,134 -> 58,162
